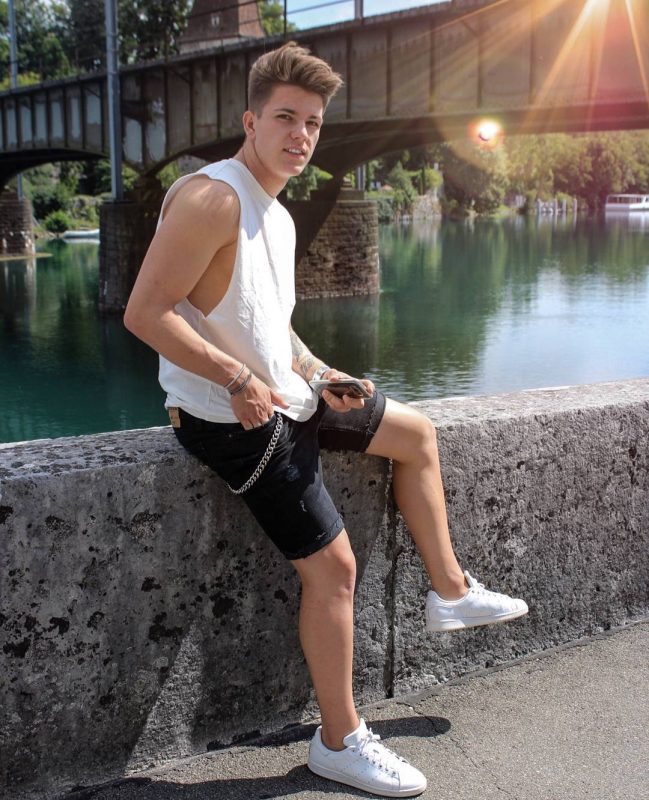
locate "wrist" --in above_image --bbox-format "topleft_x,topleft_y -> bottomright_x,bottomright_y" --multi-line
225,363 -> 252,396
311,363 -> 332,381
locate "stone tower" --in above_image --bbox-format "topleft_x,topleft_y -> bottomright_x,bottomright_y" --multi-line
179,0 -> 266,53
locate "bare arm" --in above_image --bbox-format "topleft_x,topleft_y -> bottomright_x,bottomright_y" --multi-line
124,177 -> 288,427
289,324 -> 375,412
289,324 -> 329,382
124,177 -> 242,385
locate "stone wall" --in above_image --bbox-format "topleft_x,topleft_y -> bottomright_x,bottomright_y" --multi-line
0,192 -> 35,256
99,201 -> 159,314
1,378 -> 648,798
98,191 -> 380,311
288,192 -> 380,299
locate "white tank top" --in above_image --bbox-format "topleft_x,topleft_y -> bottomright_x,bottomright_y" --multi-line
157,158 -> 318,423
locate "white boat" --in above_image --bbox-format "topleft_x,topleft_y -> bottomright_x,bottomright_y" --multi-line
62,229 -> 100,240
604,194 -> 649,212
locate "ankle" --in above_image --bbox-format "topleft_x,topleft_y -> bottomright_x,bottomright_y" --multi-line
321,717 -> 360,751
431,571 -> 467,601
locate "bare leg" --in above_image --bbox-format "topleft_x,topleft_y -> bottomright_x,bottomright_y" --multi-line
291,529 -> 360,750
366,398 -> 467,600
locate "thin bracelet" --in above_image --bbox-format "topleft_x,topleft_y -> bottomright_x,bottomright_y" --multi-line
229,369 -> 252,397
224,362 -> 245,391
312,364 -> 331,381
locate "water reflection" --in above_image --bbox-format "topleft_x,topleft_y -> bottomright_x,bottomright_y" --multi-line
0,242 -> 166,443
297,215 -> 649,402
1,215 -> 648,443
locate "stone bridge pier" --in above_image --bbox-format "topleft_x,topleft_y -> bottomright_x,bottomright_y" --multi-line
0,191 -> 35,257
99,177 -> 380,313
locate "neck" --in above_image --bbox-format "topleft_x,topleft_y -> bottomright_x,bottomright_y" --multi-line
233,144 -> 287,198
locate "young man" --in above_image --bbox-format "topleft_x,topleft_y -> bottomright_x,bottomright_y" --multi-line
124,41 -> 528,798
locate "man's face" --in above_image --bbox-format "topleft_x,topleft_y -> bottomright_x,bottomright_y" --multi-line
244,84 -> 324,183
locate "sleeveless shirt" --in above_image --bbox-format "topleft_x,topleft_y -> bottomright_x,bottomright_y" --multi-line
157,158 -> 318,423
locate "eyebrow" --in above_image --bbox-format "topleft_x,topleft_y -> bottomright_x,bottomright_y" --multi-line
274,106 -> 322,121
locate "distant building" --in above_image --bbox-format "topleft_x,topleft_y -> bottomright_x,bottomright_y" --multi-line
179,0 -> 266,53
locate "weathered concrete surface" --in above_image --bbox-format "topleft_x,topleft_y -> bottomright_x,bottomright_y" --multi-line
1,378 -> 648,799
393,379 -> 649,693
0,428 -> 390,797
55,620 -> 649,800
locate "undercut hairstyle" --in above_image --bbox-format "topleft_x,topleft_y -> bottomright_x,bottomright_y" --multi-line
248,41 -> 343,115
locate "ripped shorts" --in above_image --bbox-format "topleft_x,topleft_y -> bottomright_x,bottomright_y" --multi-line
172,390 -> 387,560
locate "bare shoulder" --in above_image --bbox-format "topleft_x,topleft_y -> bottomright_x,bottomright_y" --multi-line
162,175 -> 241,244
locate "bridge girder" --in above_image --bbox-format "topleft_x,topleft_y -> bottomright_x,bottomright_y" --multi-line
1,0 -> 648,187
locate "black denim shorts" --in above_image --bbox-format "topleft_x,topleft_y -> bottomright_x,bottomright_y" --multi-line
172,390 -> 387,560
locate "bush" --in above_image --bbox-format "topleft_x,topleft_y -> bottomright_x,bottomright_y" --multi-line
44,210 -> 72,233
375,195 -> 395,222
387,162 -> 417,212
31,184 -> 71,220
423,167 -> 443,193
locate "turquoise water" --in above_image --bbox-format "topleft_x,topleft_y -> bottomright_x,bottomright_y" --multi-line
2,215 -> 648,444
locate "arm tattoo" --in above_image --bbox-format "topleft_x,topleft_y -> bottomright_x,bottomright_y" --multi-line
289,326 -> 322,381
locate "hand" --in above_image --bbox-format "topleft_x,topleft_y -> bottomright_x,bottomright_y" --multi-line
230,372 -> 290,429
321,369 -> 375,414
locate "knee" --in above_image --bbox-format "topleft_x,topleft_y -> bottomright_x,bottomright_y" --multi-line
413,412 -> 438,456
295,537 -> 357,597
320,548 -> 357,597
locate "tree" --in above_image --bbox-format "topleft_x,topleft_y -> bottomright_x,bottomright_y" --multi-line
0,0 -> 70,84
441,141 -> 507,214
60,0 -> 192,71
387,161 -> 418,213
258,1 -> 297,36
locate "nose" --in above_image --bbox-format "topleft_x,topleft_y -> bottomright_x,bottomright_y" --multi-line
291,119 -> 309,141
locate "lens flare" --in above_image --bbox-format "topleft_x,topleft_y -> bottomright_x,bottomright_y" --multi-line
471,119 -> 504,148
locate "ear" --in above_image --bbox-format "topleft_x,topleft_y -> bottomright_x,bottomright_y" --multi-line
242,109 -> 256,138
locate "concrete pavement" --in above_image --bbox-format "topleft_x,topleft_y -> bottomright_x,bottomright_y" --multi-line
63,618 -> 649,800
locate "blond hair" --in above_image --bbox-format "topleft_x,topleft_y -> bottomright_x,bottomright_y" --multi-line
248,41 -> 343,114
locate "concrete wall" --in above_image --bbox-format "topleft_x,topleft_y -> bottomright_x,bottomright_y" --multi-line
1,378 -> 648,799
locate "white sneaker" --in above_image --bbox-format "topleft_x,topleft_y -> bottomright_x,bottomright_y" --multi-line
307,718 -> 427,797
426,570 -> 529,632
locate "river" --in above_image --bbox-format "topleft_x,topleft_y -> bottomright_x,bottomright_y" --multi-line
1,213 -> 648,444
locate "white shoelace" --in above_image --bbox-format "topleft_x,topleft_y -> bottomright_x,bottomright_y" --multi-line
354,727 -> 408,777
466,574 -> 510,609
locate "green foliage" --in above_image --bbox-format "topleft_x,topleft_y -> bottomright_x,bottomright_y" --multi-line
0,1 -> 71,83
423,167 -> 443,193
0,1 -> 193,83
43,209 -> 72,233
387,161 -> 418,212
77,160 -> 139,195
374,195 -> 395,223
258,1 -> 297,36
286,165 -> 332,201
30,183 -> 71,220
440,142 -> 507,214
156,161 -> 181,192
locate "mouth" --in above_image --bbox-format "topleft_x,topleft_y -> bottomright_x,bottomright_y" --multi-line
284,148 -> 307,159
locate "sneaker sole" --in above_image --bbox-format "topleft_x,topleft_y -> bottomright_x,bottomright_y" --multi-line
426,605 -> 528,632
307,760 -> 427,797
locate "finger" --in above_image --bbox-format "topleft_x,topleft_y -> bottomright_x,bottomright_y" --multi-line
346,395 -> 365,409
323,389 -> 346,411
270,391 -> 290,408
